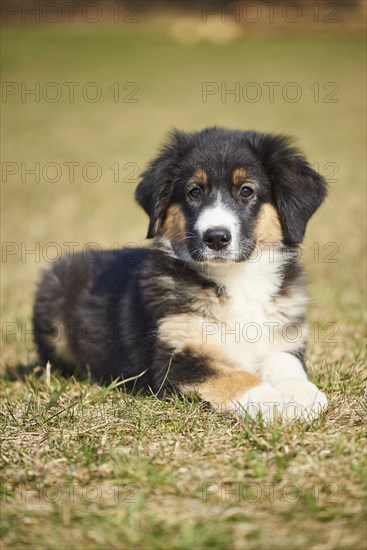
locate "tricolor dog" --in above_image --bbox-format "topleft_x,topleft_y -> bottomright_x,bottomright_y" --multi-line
34,127 -> 328,422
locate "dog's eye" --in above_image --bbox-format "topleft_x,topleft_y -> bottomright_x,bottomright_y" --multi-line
188,187 -> 202,199
239,185 -> 254,198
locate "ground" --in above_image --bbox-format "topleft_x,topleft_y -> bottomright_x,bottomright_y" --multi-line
1,20 -> 366,550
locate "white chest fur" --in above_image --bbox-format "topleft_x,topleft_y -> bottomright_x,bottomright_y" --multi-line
158,249 -> 308,375
198,250 -> 308,372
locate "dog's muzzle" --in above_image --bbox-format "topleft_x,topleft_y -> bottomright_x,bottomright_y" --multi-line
203,227 -> 232,251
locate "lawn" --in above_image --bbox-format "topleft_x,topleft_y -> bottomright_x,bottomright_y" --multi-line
1,20 -> 366,550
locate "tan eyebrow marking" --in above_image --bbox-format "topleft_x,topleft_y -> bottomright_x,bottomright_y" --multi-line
194,169 -> 209,188
233,168 -> 247,185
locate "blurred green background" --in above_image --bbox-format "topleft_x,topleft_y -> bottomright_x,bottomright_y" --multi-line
1,4 -> 366,549
1,1 -> 366,367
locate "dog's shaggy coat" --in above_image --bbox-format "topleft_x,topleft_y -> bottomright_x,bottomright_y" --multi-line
33,128 -> 328,421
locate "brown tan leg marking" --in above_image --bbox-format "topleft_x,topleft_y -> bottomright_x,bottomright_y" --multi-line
198,367 -> 262,409
53,318 -> 77,364
193,366 -> 262,411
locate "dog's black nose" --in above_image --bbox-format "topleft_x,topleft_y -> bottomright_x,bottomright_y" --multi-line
203,228 -> 232,251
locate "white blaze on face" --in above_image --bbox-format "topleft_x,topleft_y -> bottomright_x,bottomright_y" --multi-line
195,194 -> 239,254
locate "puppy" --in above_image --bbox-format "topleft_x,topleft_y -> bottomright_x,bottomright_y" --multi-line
33,127 -> 328,422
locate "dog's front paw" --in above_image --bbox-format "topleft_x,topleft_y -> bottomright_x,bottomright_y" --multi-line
277,379 -> 328,421
234,382 -> 284,423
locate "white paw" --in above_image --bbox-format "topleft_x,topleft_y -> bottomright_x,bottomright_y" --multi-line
233,382 -> 284,423
276,379 -> 328,421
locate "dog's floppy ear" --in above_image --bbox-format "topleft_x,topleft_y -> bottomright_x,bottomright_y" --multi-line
250,133 -> 327,244
135,130 -> 194,238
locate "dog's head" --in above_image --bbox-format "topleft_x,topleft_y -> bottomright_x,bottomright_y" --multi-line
135,127 -> 327,263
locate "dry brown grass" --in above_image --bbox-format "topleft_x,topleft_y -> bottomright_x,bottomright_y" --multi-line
1,21 -> 366,550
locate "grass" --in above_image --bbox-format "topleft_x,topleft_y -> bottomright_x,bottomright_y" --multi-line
1,369 -> 366,549
1,19 -> 366,550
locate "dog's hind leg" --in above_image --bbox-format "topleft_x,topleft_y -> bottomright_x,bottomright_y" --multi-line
33,255 -> 92,377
